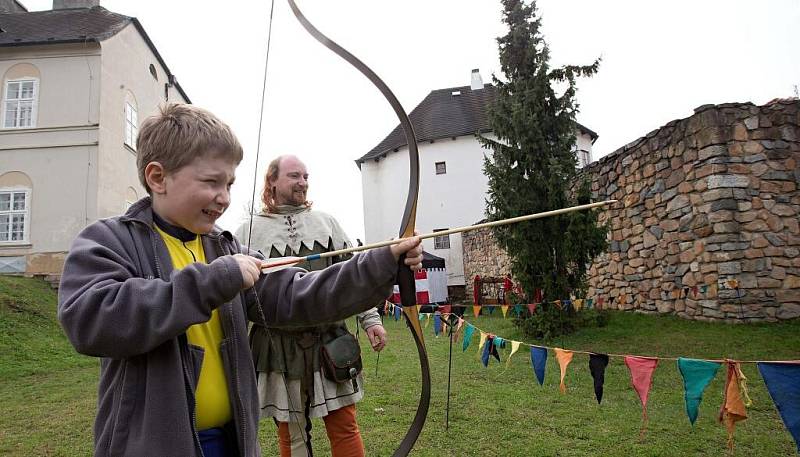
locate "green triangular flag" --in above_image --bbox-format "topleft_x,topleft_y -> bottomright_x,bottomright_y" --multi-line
677,357 -> 721,425
462,324 -> 475,352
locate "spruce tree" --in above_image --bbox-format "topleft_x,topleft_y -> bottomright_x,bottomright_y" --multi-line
479,0 -> 608,336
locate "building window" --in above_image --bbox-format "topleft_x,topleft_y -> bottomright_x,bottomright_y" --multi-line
3,79 -> 37,128
0,189 -> 30,243
435,161 -> 446,175
578,149 -> 591,167
433,228 -> 450,250
125,101 -> 138,149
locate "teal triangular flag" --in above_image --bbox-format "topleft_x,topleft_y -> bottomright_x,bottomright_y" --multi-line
462,324 -> 475,352
677,357 -> 721,425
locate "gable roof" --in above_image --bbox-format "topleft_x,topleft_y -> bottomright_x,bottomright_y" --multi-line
356,83 -> 598,167
0,6 -> 190,103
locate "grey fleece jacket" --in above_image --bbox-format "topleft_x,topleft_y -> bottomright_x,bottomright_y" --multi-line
57,198 -> 398,457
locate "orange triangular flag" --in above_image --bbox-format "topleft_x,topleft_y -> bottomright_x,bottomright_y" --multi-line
554,348 -> 574,393
719,360 -> 748,452
472,305 -> 481,318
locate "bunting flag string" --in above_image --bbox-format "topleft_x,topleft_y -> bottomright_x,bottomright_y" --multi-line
445,314 -> 798,365
417,315 -> 799,450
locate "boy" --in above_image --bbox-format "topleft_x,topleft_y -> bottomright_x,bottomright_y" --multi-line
57,104 -> 422,457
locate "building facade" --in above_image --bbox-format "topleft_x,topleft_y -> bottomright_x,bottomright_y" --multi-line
0,1 -> 189,275
358,70 -> 596,294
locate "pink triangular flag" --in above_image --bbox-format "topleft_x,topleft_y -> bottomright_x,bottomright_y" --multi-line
625,356 -> 659,436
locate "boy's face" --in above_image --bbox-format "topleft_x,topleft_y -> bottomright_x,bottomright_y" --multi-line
150,155 -> 237,234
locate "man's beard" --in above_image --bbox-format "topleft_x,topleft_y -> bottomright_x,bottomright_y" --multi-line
280,189 -> 306,206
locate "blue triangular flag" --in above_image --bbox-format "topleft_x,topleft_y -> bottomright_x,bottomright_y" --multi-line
481,338 -> 491,367
433,314 -> 442,336
758,362 -> 800,452
531,347 -> 547,385
462,324 -> 475,352
393,305 -> 401,321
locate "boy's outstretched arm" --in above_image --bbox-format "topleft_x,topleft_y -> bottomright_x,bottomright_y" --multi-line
58,221 -> 245,358
247,236 -> 423,327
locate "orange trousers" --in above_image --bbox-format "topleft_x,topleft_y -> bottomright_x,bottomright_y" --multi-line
277,404 -> 364,457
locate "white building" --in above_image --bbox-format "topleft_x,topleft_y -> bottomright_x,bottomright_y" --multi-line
357,70 -> 597,296
0,0 -> 189,275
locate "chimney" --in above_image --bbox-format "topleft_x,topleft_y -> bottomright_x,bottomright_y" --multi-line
470,69 -> 483,91
53,0 -> 99,9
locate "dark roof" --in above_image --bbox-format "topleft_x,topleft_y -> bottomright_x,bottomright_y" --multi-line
422,251 -> 445,269
356,83 -> 598,166
0,6 -> 129,45
0,6 -> 190,103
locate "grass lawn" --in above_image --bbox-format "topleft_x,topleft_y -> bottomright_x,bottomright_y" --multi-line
1,275 -> 798,456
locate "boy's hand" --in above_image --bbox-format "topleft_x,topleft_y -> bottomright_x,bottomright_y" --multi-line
389,232 -> 423,271
233,254 -> 263,289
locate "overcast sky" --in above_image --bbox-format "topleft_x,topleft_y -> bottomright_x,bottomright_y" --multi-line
26,0 -> 800,241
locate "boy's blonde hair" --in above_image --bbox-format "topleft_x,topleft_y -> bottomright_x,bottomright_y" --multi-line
136,103 -> 243,193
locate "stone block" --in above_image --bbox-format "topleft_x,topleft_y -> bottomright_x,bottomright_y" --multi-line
707,174 -> 750,189
702,188 -> 734,202
770,266 -> 787,280
777,304 -> 800,320
764,233 -> 786,246
666,195 -> 691,212
758,277 -> 782,288
718,262 -> 742,274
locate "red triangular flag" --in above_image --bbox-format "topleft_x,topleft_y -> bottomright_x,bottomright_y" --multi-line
625,356 -> 659,436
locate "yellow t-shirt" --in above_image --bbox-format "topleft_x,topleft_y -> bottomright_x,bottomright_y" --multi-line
155,226 -> 232,431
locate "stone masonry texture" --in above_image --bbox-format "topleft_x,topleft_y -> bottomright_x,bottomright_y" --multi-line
463,99 -> 800,322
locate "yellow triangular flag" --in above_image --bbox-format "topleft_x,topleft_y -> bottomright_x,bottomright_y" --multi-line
477,332 -> 487,357
505,341 -> 521,368
501,305 -> 509,318
555,348 -> 574,394
574,299 -> 583,311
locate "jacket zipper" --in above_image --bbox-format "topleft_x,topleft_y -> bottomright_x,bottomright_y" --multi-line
142,220 -> 203,455
215,235 -> 248,455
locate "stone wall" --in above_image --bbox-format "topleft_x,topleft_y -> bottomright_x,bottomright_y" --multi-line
462,99 -> 800,322
462,225 -> 512,295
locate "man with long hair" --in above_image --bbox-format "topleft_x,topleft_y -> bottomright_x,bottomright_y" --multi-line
236,155 -> 385,457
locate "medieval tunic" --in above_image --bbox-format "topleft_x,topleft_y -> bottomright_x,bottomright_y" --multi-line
235,205 -> 382,421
